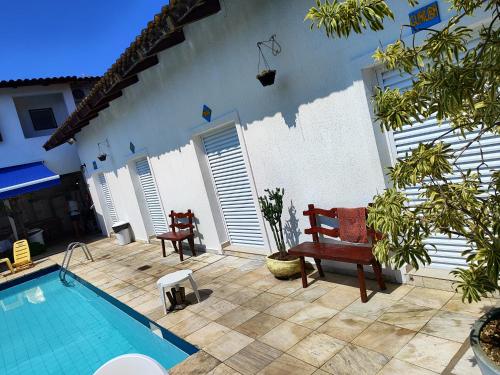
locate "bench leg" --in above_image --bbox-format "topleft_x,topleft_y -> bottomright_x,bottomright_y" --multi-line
299,256 -> 308,288
314,258 -> 325,277
178,241 -> 184,262
188,236 -> 196,257
357,264 -> 368,303
161,240 -> 166,258
372,261 -> 386,290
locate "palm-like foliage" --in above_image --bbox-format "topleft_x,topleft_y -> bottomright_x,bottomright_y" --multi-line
306,0 -> 500,302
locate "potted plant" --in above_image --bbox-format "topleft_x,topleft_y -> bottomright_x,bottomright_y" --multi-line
258,188 -> 300,278
256,35 -> 280,87
256,70 -> 276,86
471,308 -> 500,375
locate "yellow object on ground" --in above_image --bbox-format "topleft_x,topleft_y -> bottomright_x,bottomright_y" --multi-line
12,240 -> 33,271
0,257 -> 14,275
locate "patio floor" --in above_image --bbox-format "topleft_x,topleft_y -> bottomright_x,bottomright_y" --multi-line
3,237 -> 497,374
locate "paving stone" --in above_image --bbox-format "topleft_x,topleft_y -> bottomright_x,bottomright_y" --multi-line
287,332 -> 345,367
352,322 -> 416,357
317,312 -> 373,342
235,313 -> 283,338
320,344 -> 389,375
395,333 -> 462,373
225,341 -> 282,375
257,353 -> 316,375
258,321 -> 312,352
204,331 -> 255,361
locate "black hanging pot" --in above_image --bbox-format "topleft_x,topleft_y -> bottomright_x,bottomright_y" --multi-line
97,153 -> 107,162
257,70 -> 276,86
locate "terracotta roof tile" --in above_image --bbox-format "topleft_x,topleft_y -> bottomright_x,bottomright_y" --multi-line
0,76 -> 99,89
44,0 -> 221,150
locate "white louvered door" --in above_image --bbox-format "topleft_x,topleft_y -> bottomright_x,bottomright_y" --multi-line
380,68 -> 500,269
202,126 -> 265,248
135,158 -> 168,235
97,173 -> 118,224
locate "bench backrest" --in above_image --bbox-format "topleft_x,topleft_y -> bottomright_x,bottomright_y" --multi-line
169,210 -> 194,234
303,204 -> 375,243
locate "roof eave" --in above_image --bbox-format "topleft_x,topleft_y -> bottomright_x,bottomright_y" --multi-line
44,0 -> 221,151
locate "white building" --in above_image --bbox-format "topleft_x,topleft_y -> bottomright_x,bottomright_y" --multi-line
44,0 -> 494,282
0,76 -> 98,245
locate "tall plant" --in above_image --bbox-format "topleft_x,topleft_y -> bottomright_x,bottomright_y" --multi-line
306,0 -> 500,302
259,188 -> 287,259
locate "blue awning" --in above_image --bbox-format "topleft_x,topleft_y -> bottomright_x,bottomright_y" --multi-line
0,162 -> 60,200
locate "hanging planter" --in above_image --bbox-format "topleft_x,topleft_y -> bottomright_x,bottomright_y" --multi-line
97,140 -> 109,162
256,35 -> 281,87
257,70 -> 276,86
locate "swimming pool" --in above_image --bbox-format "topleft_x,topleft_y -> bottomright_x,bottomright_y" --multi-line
0,267 -> 197,374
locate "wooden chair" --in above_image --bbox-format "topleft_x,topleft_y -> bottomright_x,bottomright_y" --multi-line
156,210 -> 196,261
288,204 -> 386,302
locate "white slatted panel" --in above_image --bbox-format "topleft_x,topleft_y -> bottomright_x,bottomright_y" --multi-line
135,158 -> 168,235
97,173 -> 118,224
202,126 -> 264,247
381,67 -> 500,269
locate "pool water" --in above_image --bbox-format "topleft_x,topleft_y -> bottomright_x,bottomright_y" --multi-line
0,269 -> 195,374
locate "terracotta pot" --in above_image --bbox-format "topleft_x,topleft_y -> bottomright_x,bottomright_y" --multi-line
470,307 -> 500,374
266,253 -> 300,278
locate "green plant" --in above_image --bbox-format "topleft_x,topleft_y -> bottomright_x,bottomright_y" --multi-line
306,0 -> 500,302
258,188 -> 287,259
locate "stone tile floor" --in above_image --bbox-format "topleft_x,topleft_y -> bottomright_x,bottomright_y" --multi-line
1,237 -> 498,374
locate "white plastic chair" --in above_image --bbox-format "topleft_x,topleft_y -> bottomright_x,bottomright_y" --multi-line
93,354 -> 168,375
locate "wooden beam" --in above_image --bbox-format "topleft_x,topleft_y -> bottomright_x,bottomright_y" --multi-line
94,90 -> 123,108
149,29 -> 186,55
105,75 -> 139,95
125,55 -> 159,78
174,0 -> 221,27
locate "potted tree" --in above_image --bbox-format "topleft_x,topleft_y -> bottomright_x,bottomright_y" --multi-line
258,188 -> 300,278
306,1 -> 500,373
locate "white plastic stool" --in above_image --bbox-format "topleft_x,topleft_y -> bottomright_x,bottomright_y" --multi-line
157,269 -> 200,313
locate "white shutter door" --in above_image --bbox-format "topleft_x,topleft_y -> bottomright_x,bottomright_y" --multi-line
202,126 -> 264,247
97,173 -> 118,224
381,69 -> 500,269
135,158 -> 168,235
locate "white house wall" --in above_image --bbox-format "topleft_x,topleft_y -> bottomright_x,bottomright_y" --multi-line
74,0 -> 487,276
0,84 -> 80,175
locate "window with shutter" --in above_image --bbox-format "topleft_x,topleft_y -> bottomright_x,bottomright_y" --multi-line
380,67 -> 500,269
134,158 -> 168,235
97,173 -> 118,224
202,126 -> 264,247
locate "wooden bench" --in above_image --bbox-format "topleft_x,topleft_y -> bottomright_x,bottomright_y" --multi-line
157,210 -> 196,261
288,204 -> 386,302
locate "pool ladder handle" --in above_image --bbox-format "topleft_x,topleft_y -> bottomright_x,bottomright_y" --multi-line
59,242 -> 94,282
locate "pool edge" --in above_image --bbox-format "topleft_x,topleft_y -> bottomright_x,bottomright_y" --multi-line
0,265 -> 199,357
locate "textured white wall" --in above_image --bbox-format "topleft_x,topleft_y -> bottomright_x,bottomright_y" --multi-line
0,84 -> 80,175
74,0 -> 485,278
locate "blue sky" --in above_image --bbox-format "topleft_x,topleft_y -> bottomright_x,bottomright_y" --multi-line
0,0 -> 169,80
